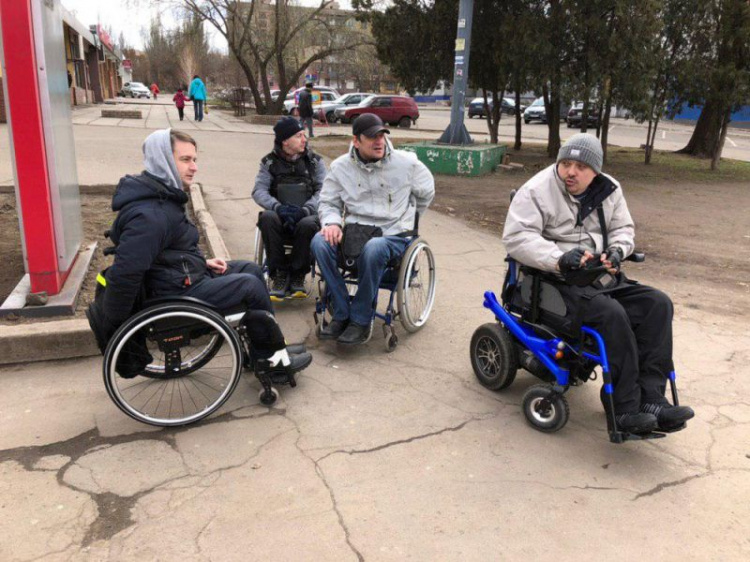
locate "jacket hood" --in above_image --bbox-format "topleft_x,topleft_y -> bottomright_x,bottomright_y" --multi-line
347,137 -> 394,169
112,172 -> 188,211
142,129 -> 183,192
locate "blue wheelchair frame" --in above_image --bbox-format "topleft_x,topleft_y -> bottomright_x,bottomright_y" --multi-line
481,256 -> 682,443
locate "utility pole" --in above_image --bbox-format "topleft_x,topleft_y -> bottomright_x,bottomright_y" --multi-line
439,0 -> 474,145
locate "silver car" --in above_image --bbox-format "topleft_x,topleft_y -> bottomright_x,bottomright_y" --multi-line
316,92 -> 378,123
122,82 -> 151,99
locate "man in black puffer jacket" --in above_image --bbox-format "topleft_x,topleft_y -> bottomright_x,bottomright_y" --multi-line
88,129 -> 311,376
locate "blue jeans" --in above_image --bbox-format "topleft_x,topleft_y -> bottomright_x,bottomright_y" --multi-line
300,116 -> 313,137
194,99 -> 204,121
311,233 -> 408,325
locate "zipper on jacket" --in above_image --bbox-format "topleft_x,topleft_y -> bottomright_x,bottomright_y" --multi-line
181,256 -> 192,286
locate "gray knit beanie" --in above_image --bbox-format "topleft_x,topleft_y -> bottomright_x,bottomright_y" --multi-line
557,133 -> 603,174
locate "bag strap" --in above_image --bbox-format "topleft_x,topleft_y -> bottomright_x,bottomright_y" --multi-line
596,205 -> 609,251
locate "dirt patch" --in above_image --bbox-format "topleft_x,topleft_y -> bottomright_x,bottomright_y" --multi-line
0,192 -> 114,323
313,139 -> 750,317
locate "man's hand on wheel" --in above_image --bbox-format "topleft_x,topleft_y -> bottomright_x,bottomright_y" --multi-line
321,224 -> 342,246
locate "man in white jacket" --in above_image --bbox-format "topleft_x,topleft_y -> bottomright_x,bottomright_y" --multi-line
312,114 -> 435,345
503,133 -> 694,434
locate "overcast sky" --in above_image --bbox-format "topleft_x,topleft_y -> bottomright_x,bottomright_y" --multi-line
61,0 -> 227,51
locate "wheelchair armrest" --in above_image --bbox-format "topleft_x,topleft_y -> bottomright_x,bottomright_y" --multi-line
625,251 -> 645,263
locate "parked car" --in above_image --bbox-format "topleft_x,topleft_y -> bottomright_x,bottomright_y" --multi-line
335,95 -> 419,128
283,86 -> 341,115
121,82 -> 151,99
523,97 -> 570,124
467,97 -> 525,118
316,92 -> 377,123
566,102 -> 600,128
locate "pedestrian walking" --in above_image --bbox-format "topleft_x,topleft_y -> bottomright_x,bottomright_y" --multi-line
173,88 -> 186,121
150,82 -> 160,100
298,82 -> 314,138
189,75 -> 207,122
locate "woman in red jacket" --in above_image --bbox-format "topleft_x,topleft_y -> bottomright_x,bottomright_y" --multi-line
150,82 -> 160,100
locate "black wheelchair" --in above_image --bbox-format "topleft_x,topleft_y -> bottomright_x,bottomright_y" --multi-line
469,244 -> 687,444
95,295 -> 297,427
312,221 -> 437,352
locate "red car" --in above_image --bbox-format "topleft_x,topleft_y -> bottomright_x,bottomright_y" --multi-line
335,95 -> 419,128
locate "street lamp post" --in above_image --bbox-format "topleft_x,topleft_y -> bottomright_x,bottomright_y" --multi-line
439,0 -> 474,145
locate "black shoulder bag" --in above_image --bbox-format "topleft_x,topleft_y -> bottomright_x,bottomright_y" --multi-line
338,223 -> 383,270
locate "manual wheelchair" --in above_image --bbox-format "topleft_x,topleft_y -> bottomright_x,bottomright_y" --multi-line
100,296 -> 297,427
470,250 -> 687,444
312,218 -> 437,352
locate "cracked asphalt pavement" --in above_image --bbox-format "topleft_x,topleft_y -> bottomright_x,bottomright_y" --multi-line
1,120 -> 749,560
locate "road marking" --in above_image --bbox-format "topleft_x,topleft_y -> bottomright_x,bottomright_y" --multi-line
726,136 -> 737,147
662,130 -> 666,139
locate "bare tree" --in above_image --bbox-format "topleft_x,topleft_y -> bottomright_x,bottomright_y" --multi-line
162,0 -> 370,114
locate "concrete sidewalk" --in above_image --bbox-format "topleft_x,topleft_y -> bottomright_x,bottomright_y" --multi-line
0,121 -> 748,561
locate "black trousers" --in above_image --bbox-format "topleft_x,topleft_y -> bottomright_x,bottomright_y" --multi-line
258,211 -> 319,275
558,281 -> 674,415
177,107 -> 184,120
183,260 -> 284,355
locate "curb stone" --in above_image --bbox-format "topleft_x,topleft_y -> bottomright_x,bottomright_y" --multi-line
0,184 -> 228,366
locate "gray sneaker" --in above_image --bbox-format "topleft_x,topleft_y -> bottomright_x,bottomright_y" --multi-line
270,271 -> 289,301
288,272 -> 308,298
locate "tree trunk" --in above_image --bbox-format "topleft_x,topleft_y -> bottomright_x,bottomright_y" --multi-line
600,96 -> 612,164
710,107 -> 732,170
678,99 -> 726,157
546,85 -> 562,158
514,88 -> 522,151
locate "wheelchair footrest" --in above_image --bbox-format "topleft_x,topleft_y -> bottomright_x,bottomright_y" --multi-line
609,431 -> 667,444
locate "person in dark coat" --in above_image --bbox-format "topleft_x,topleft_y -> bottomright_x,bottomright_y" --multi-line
88,128 -> 311,375
297,82 -> 315,138
252,117 -> 324,300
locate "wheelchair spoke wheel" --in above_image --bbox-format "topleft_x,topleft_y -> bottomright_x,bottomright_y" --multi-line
470,323 -> 518,390
253,228 -> 268,285
396,238 -> 436,333
522,385 -> 569,433
103,303 -> 243,427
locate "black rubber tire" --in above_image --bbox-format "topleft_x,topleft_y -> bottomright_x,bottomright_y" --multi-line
522,385 -> 570,433
470,323 -> 518,390
259,387 -> 279,406
326,111 -> 336,123
398,116 -> 412,129
524,118 -> 530,124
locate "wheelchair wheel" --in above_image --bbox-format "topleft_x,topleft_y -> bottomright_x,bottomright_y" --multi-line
522,385 -> 569,433
103,302 -> 243,427
253,227 -> 268,283
470,323 -> 518,390
396,238 -> 436,333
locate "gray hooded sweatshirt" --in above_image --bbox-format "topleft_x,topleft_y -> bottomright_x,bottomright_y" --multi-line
142,128 -> 183,192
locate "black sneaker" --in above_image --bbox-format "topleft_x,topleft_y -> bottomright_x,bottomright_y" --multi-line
270,271 -> 289,301
318,318 -> 348,340
288,272 -> 308,299
615,412 -> 658,434
286,343 -> 307,354
337,321 -> 373,345
641,402 -> 695,431
265,351 -> 313,384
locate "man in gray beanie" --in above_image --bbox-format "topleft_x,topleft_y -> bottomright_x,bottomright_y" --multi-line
253,116 -> 325,299
503,133 -> 694,435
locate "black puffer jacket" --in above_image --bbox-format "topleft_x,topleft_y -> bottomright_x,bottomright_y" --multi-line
103,172 -> 206,323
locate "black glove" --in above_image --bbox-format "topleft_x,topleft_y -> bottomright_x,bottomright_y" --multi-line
277,205 -> 301,232
558,248 -> 586,273
605,246 -> 623,270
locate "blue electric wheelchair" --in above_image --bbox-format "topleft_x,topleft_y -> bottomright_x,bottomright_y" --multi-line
470,240 -> 686,444
313,217 -> 437,352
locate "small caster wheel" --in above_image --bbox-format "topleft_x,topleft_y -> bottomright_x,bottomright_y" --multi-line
259,387 -> 279,406
522,384 -> 569,433
385,333 -> 399,352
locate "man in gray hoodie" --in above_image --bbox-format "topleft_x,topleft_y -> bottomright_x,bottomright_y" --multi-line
311,114 -> 435,345
503,133 -> 694,435
87,128 -> 311,377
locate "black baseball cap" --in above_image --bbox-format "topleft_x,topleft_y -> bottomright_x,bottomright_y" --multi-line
353,113 -> 390,138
